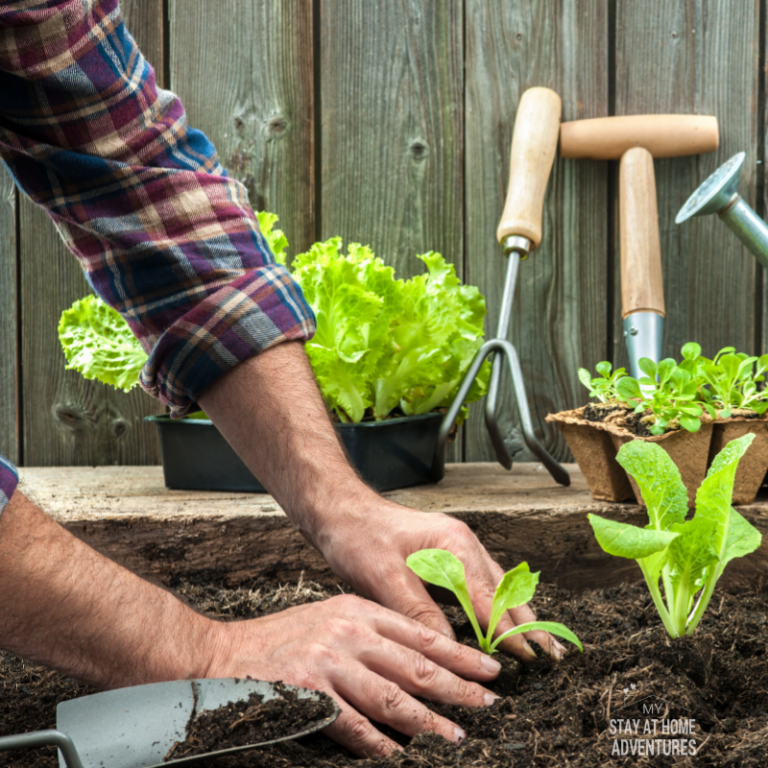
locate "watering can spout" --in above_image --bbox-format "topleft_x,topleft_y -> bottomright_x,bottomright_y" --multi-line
676,152 -> 768,272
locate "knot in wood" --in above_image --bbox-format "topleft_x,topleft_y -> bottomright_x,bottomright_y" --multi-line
53,402 -> 90,433
409,140 -> 428,161
111,418 -> 129,440
263,115 -> 288,139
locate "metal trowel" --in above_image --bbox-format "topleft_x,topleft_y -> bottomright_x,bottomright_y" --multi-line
0,678 -> 339,768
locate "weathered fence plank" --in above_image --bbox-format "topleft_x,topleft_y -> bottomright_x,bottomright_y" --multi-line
319,1 -> 464,279
614,0 -> 759,368
0,168 -> 18,464
464,0 -> 610,464
319,0 -> 463,460
169,0 -> 315,256
18,1 -> 166,466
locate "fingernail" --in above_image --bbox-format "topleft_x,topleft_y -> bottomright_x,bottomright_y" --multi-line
481,655 -> 502,674
454,726 -> 466,743
484,692 -> 501,706
523,640 -> 537,660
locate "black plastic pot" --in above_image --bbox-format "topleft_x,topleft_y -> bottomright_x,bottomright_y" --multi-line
145,411 -> 443,493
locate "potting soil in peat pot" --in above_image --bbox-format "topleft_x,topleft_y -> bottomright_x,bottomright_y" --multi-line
2,577 -> 767,767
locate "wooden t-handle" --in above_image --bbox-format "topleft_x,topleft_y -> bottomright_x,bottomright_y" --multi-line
496,87 -> 561,250
620,147 -> 665,318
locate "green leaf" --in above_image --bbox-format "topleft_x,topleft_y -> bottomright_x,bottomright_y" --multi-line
487,563 -> 539,644
696,433 -> 756,564
617,376 -> 643,401
490,621 -> 583,653
667,518 -> 719,597
639,358 -> 657,378
58,295 -> 148,392
588,514 -> 679,559
720,507 -> 762,567
256,210 -> 289,263
406,549 -> 483,646
596,361 -> 612,378
578,368 -> 593,391
681,342 -> 701,360
615,441 -> 688,530
679,415 -> 702,433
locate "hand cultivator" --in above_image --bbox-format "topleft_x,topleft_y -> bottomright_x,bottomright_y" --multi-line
432,87 -> 571,488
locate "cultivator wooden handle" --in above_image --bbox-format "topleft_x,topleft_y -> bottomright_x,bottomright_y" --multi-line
619,147 -> 665,319
560,114 -> 719,159
496,87 -> 561,250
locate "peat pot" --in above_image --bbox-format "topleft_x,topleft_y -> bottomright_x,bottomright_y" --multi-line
146,412 -> 443,493
710,415 -> 768,505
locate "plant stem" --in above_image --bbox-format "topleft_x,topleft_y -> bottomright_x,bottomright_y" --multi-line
639,560 -> 678,638
684,566 -> 722,636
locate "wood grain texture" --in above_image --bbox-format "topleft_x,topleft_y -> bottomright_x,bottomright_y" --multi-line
0,167 -> 18,464
319,0 -> 463,278
20,463 -> 768,592
169,0 -> 315,256
614,0 -> 759,370
18,1 -> 166,466
464,0 -> 610,463
620,147 -> 665,318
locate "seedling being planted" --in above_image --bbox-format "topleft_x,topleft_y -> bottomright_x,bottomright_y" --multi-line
406,549 -> 583,655
589,434 -> 762,638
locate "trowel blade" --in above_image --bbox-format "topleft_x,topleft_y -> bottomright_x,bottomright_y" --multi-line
56,678 -> 338,768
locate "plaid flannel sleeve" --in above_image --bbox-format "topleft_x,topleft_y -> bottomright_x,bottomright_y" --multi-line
0,0 -> 315,416
0,456 -> 19,518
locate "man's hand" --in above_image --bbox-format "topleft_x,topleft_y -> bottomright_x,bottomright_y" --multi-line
315,502 -> 566,662
207,593 -> 500,757
199,342 -> 566,662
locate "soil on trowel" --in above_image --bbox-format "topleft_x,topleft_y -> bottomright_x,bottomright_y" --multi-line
2,576 -> 767,767
164,683 -> 335,761
582,403 -> 631,424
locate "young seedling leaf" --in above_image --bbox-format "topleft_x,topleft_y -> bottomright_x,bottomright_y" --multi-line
615,441 -> 688,530
588,515 -> 678,559
487,563 -> 539,647
490,621 -> 583,653
406,549 -> 483,644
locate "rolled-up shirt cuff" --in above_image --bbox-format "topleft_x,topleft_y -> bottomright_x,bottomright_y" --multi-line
138,263 -> 316,416
0,455 -> 19,517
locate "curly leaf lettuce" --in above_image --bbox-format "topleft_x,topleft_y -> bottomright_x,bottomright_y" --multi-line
58,295 -> 148,391
289,239 -> 489,423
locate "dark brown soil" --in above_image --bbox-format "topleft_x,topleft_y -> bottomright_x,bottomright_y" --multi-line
164,684 -> 335,761
582,403 -> 631,423
2,576 -> 767,767
623,410 -> 660,438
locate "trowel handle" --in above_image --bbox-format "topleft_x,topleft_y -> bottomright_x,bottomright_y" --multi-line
496,87 -> 561,250
0,730 -> 84,768
619,147 -> 665,318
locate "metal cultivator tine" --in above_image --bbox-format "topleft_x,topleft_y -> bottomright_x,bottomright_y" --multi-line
430,339 -> 570,487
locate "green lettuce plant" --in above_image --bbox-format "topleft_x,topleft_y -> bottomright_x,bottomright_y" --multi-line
279,236 -> 489,423
406,548 -> 582,655
697,347 -> 768,418
577,361 -> 627,403
588,434 -> 762,638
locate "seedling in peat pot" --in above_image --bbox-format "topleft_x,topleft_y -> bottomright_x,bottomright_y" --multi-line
588,434 -> 762,638
578,361 -> 627,403
406,549 -> 582,655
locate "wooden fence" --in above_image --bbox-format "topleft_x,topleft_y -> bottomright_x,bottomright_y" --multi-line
0,0 -> 764,467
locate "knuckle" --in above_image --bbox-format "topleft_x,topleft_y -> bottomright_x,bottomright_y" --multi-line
380,682 -> 408,717
404,600 -> 442,628
329,593 -> 364,612
340,714 -> 378,752
414,623 -> 440,652
410,654 -> 439,690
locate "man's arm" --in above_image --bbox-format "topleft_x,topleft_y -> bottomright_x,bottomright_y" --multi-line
199,341 -> 567,663
0,490 -> 501,757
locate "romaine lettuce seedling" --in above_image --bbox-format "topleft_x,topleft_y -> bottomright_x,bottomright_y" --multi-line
578,361 -> 627,403
589,434 -> 762,637
406,549 -> 582,655
616,357 -> 704,434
